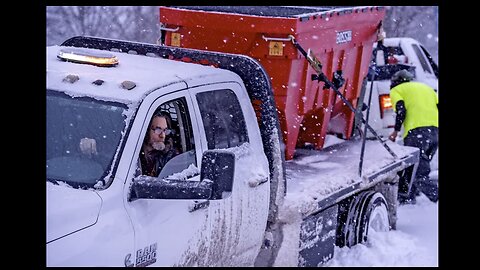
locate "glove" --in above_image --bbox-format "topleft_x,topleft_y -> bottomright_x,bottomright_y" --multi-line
388,131 -> 398,142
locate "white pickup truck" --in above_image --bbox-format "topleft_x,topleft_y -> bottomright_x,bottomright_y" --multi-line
46,35 -> 419,267
361,37 -> 439,138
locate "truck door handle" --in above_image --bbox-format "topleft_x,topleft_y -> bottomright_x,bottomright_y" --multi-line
159,26 -> 179,32
188,200 -> 210,212
248,177 -> 269,188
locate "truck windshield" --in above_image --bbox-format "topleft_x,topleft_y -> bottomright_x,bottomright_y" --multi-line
46,91 -> 128,189
367,45 -> 417,81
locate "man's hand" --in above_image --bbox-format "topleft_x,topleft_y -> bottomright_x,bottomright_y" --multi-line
80,137 -> 98,156
388,131 -> 398,142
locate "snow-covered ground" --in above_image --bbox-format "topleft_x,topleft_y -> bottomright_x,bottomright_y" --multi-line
326,194 -> 438,266
277,135 -> 439,267
326,139 -> 439,267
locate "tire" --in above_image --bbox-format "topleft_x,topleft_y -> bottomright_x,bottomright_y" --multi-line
337,191 -> 369,247
358,192 -> 390,244
337,191 -> 390,247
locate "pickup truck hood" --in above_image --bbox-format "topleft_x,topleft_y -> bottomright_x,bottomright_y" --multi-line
46,182 -> 102,243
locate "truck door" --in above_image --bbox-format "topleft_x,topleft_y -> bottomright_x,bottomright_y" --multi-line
124,89 -> 214,267
189,82 -> 271,266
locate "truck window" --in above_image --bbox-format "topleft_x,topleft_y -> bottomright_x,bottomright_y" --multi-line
419,45 -> 439,79
46,91 -> 127,189
411,44 -> 433,75
157,98 -> 195,154
139,97 -> 198,179
196,89 -> 249,149
385,46 -> 406,65
368,45 -> 413,81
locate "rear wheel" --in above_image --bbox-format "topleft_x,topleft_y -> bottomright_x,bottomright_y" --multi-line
358,192 -> 390,243
337,191 -> 390,247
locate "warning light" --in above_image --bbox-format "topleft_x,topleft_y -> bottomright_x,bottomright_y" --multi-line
57,48 -> 119,67
379,94 -> 392,118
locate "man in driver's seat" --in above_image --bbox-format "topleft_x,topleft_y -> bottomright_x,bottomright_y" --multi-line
139,111 -> 179,177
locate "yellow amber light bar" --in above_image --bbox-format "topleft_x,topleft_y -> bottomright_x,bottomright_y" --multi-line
57,48 -> 118,67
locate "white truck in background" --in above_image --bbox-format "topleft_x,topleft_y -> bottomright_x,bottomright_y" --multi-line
360,37 -> 439,138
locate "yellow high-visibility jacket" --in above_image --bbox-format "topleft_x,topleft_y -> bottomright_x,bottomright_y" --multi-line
390,81 -> 438,137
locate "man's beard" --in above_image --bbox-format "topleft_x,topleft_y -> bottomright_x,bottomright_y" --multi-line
151,141 -> 165,151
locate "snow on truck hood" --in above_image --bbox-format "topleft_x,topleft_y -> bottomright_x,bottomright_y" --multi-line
46,45 -> 235,104
46,182 -> 102,243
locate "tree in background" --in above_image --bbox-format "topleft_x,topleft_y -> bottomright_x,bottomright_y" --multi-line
47,6 -> 438,62
47,6 -> 160,46
383,6 -> 438,62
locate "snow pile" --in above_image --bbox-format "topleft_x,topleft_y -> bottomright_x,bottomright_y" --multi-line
326,229 -> 429,266
326,194 -> 438,266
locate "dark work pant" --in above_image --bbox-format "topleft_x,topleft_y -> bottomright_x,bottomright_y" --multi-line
399,126 -> 438,202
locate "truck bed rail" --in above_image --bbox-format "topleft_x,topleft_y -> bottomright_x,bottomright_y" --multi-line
284,139 -> 419,217
166,6 -> 350,18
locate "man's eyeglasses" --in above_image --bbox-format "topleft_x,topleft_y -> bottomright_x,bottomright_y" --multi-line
151,127 -> 172,135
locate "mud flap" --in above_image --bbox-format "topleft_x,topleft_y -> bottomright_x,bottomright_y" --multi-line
298,205 -> 338,266
374,178 -> 398,230
397,164 -> 418,200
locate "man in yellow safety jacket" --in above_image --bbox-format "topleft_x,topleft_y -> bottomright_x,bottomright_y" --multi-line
388,69 -> 438,204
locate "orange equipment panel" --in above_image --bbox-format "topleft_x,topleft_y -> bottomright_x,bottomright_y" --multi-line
160,6 -> 385,160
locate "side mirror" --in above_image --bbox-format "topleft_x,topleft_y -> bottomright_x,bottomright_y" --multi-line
129,150 -> 235,201
130,176 -> 213,201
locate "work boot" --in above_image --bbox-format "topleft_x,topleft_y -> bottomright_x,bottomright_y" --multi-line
424,192 -> 438,203
398,197 -> 416,205
416,179 -> 438,203
398,192 -> 416,205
